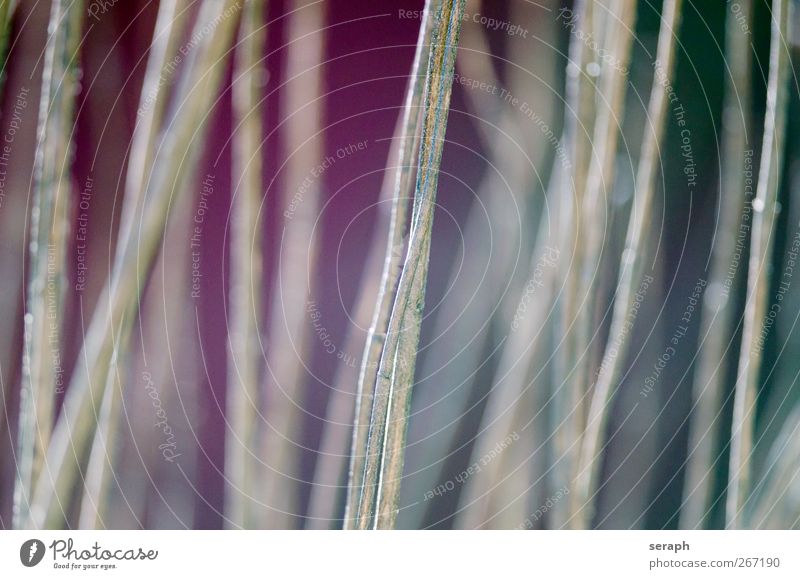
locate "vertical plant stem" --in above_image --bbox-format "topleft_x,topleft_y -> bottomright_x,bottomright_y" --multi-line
259,0 -> 324,529
571,0 -> 638,418
120,0 -> 190,252
342,0 -> 434,529
225,0 -> 266,529
29,0 -> 241,528
727,0 -> 790,530
306,123 -> 402,529
78,0 -> 193,531
747,406 -> 800,528
554,0 -> 636,528
77,315 -> 131,529
405,0 -> 546,529
355,0 -> 467,530
0,0 -> 14,96
551,0 -> 596,528
575,0 -> 682,528
14,0 -> 83,529
680,0 -> 753,530
456,178 -> 561,528
568,0 -> 638,500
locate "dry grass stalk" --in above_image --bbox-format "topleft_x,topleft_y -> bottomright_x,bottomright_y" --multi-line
355,0 -> 467,530
78,0 -> 195,531
306,124 -> 403,529
575,0 -> 682,528
77,316 -> 131,529
552,0 -> 596,528
29,0 -> 242,528
14,0 -> 84,529
225,0 -> 267,529
343,0 -> 435,529
680,0 -> 753,529
727,0 -> 790,529
570,0 -> 638,405
259,0 -> 325,529
401,4 -> 529,529
119,0 -> 191,250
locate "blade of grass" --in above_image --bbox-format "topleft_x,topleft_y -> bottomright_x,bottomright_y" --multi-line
29,0 -> 242,528
680,0 -> 753,530
77,314 -> 130,528
355,0 -> 467,530
403,0 -> 551,529
726,0 -> 790,530
305,122 -> 403,529
225,0 -> 266,530
557,0 -> 638,528
119,0 -> 192,252
14,0 -> 84,529
574,0 -> 682,528
0,0 -> 15,95
78,0 -> 194,531
747,405 -> 800,528
551,0 -> 596,528
258,0 -> 324,529
570,0 -> 638,409
342,0 -> 434,529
